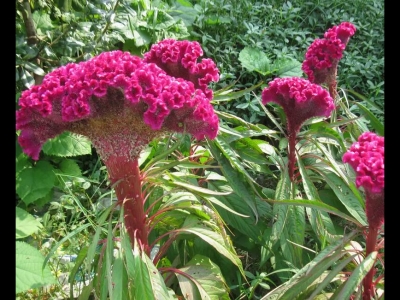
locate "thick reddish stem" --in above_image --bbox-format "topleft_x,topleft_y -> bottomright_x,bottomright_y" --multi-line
105,156 -> 150,255
362,225 -> 379,300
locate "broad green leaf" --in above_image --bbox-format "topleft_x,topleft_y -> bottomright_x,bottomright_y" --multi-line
16,160 -> 56,205
239,47 -> 271,75
16,241 -> 57,293
170,1 -> 198,27
142,250 -> 175,299
23,61 -> 45,76
272,57 -> 302,77
179,216 -> 243,273
177,255 -> 230,300
280,205 -> 305,267
58,158 -> 82,177
16,207 -> 42,239
231,139 -> 270,164
322,172 -> 367,226
125,236 -> 155,300
112,256 -> 129,300
32,11 -> 54,34
42,132 -> 92,157
208,185 -> 270,244
207,139 -> 259,221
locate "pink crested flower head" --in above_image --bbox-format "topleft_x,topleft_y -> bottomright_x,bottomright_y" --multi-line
301,38 -> 345,84
143,39 -> 219,100
302,22 -> 356,85
324,22 -> 357,45
342,132 -> 384,228
16,40 -> 220,162
262,77 -> 335,134
343,132 -> 384,193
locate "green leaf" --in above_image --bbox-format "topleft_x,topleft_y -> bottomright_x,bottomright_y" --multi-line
141,250 -> 175,299
239,47 -> 271,75
322,172 -> 367,226
212,82 -> 264,103
272,57 -> 303,77
23,61 -> 46,76
16,207 -> 43,239
177,255 -> 230,300
42,132 -> 92,157
16,241 -> 57,293
179,216 -> 243,273
296,153 -> 337,242
112,256 -> 129,300
16,161 -> 56,205
267,199 -> 363,227
331,251 -> 377,300
121,233 -> 160,300
353,102 -> 384,136
32,11 -> 54,34
207,139 -> 259,221
58,158 -> 82,177
304,122 -> 346,151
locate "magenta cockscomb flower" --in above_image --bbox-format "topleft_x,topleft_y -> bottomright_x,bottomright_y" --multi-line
343,132 -> 384,227
16,39 -> 220,253
143,39 -> 219,101
262,77 -> 335,181
302,22 -> 356,98
343,132 -> 384,299
301,38 -> 345,84
324,21 -> 357,46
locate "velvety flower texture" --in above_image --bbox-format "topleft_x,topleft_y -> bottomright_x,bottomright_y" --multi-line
16,40 -> 220,161
343,132 -> 384,194
343,132 -> 384,229
302,22 -> 356,85
262,77 -> 335,133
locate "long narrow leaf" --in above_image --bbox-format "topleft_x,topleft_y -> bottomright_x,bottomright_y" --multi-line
331,251 -> 378,300
207,139 -> 259,220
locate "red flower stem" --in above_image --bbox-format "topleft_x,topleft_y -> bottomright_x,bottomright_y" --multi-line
288,131 -> 297,182
362,225 -> 379,300
105,156 -> 150,255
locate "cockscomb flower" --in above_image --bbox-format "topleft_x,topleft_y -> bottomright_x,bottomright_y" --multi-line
16,47 -> 219,161
143,39 -> 219,100
301,38 -> 345,84
343,131 -> 384,299
302,22 -> 356,97
16,39 -> 220,253
324,21 -> 357,46
343,132 -> 384,228
262,77 -> 335,134
262,77 -> 335,181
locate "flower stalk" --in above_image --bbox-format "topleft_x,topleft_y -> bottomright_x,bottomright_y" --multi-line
343,132 -> 384,299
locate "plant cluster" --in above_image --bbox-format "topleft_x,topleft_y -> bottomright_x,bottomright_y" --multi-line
16,1 -> 384,299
